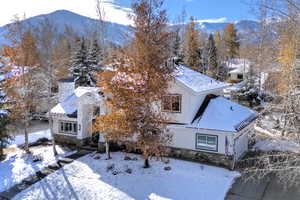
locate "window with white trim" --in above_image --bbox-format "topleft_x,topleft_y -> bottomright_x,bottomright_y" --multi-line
59,121 -> 78,135
196,134 -> 218,151
162,94 -> 181,112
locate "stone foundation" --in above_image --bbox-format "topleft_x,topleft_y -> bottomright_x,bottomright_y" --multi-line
53,134 -> 91,147
167,147 -> 235,169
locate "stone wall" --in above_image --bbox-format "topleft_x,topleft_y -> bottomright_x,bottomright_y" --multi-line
53,134 -> 90,147
167,147 -> 235,170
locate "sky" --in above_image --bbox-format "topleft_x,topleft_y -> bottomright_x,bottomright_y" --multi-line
0,0 -> 255,26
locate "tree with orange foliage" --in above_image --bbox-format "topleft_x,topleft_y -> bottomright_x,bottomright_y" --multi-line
94,0 -> 173,168
223,23 -> 240,59
2,18 -> 42,153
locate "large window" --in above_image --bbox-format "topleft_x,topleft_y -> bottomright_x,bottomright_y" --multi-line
162,94 -> 182,113
196,134 -> 218,152
59,121 -> 78,135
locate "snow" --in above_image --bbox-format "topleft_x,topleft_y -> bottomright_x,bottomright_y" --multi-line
254,126 -> 300,153
51,87 -> 101,115
8,129 -> 52,148
227,59 -> 250,74
190,97 -> 257,132
254,138 -> 300,153
173,65 -> 228,94
13,152 -> 239,200
0,145 -> 74,192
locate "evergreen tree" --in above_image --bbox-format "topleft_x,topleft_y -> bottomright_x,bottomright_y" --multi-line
205,34 -> 218,79
87,40 -> 104,72
0,85 -> 11,159
223,23 -> 240,59
171,29 -> 184,64
70,38 -> 95,86
0,61 -> 12,159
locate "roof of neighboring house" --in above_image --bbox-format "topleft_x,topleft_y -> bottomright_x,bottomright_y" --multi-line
227,59 -> 250,74
50,87 -> 101,116
188,95 -> 257,132
173,65 -> 228,93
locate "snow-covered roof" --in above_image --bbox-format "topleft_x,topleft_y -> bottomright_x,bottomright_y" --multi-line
227,59 -> 250,74
173,65 -> 228,94
50,87 -> 101,116
189,96 -> 257,132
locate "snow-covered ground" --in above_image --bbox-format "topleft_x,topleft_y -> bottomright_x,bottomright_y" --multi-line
8,129 -> 52,148
0,145 -> 74,192
254,125 -> 300,153
13,152 -> 239,200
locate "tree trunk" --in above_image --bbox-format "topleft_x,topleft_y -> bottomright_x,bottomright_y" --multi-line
105,141 -> 111,159
0,141 -> 3,158
143,157 -> 150,168
24,122 -> 29,153
49,116 -> 58,156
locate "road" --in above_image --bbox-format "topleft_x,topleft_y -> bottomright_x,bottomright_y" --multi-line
226,174 -> 300,200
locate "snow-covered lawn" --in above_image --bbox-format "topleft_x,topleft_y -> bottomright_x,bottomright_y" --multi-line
8,129 -> 52,148
13,152 -> 239,200
0,145 -> 74,192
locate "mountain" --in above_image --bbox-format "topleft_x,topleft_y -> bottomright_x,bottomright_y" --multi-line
0,10 -> 132,46
0,10 -> 259,46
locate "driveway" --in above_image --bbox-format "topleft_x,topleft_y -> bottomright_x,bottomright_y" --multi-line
226,174 -> 300,200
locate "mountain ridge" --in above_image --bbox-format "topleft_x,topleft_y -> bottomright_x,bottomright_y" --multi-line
0,10 -> 259,46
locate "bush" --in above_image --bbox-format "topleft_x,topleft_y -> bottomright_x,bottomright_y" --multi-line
164,166 -> 171,171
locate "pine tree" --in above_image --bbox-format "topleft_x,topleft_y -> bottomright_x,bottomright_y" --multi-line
205,34 -> 218,79
183,17 -> 203,72
172,29 -> 184,64
223,23 -> 240,59
87,40 -> 102,69
70,38 -> 94,87
0,66 -> 12,159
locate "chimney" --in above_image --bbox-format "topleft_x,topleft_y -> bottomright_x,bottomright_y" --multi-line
58,77 -> 75,102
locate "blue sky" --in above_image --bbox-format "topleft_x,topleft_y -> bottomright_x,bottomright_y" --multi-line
0,0 -> 255,26
110,0 -> 255,23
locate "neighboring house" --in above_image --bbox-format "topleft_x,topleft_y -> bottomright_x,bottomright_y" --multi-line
49,78 -> 103,145
49,66 -> 257,168
227,59 -> 250,82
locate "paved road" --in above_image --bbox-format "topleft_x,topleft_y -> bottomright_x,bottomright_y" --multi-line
226,175 -> 300,200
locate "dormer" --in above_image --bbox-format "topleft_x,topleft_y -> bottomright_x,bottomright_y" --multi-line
162,65 -> 229,124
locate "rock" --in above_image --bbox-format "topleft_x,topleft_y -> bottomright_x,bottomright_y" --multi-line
106,164 -> 115,172
112,170 -> 120,175
125,168 -> 132,174
132,157 -> 138,161
164,159 -> 170,164
164,166 -> 171,171
94,156 -> 101,160
32,155 -> 43,162
124,156 -> 132,161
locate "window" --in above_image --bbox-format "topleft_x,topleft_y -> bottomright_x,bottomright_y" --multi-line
162,94 -> 181,112
59,121 -> 78,135
196,134 -> 218,152
237,74 -> 243,79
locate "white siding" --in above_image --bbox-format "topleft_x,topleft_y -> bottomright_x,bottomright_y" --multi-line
168,126 -> 234,155
233,122 -> 255,159
164,80 -> 224,124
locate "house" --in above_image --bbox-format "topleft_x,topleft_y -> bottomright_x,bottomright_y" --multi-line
49,66 -> 257,168
227,59 -> 250,83
49,78 -> 104,146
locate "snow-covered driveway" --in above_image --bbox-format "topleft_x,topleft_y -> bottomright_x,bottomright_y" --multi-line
13,152 -> 239,200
